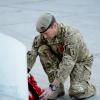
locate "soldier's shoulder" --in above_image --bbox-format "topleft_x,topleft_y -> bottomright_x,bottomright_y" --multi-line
62,25 -> 82,44
63,24 -> 80,38
32,35 -> 41,48
34,35 -> 41,41
32,35 -> 47,48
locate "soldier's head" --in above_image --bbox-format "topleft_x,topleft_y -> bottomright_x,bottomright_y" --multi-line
36,13 -> 58,39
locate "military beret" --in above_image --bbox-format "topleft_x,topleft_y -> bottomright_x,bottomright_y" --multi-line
36,13 -> 55,33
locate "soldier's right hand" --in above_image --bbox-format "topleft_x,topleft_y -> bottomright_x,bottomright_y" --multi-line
39,87 -> 54,100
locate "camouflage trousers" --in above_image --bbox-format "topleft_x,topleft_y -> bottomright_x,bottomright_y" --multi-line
38,45 -> 96,99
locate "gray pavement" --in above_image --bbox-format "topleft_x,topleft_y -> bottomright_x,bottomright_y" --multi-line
0,0 -> 100,99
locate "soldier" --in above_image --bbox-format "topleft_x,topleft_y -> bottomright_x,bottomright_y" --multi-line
27,13 -> 96,99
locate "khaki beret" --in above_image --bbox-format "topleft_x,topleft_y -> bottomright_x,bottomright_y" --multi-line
36,13 -> 55,33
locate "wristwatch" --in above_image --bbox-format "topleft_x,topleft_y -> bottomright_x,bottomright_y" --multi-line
49,84 -> 58,91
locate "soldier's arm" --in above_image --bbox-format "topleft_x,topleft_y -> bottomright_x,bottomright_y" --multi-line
56,32 -> 80,83
27,36 -> 40,71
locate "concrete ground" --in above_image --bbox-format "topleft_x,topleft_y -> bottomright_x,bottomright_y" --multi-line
0,0 -> 100,99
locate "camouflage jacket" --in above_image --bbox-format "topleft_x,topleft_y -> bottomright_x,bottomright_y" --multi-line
27,24 -> 92,82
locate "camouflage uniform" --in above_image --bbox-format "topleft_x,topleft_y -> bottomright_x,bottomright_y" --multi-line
27,24 -> 96,99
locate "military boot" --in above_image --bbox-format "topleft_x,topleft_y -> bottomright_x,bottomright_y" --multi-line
47,83 -> 65,100
69,82 -> 96,99
69,83 -> 85,98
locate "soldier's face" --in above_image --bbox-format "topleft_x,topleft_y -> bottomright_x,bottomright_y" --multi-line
42,22 -> 58,40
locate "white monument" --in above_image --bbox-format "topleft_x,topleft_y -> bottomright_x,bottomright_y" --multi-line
0,33 -> 28,100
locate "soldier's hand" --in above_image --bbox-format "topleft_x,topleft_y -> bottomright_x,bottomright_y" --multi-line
39,87 -> 54,100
